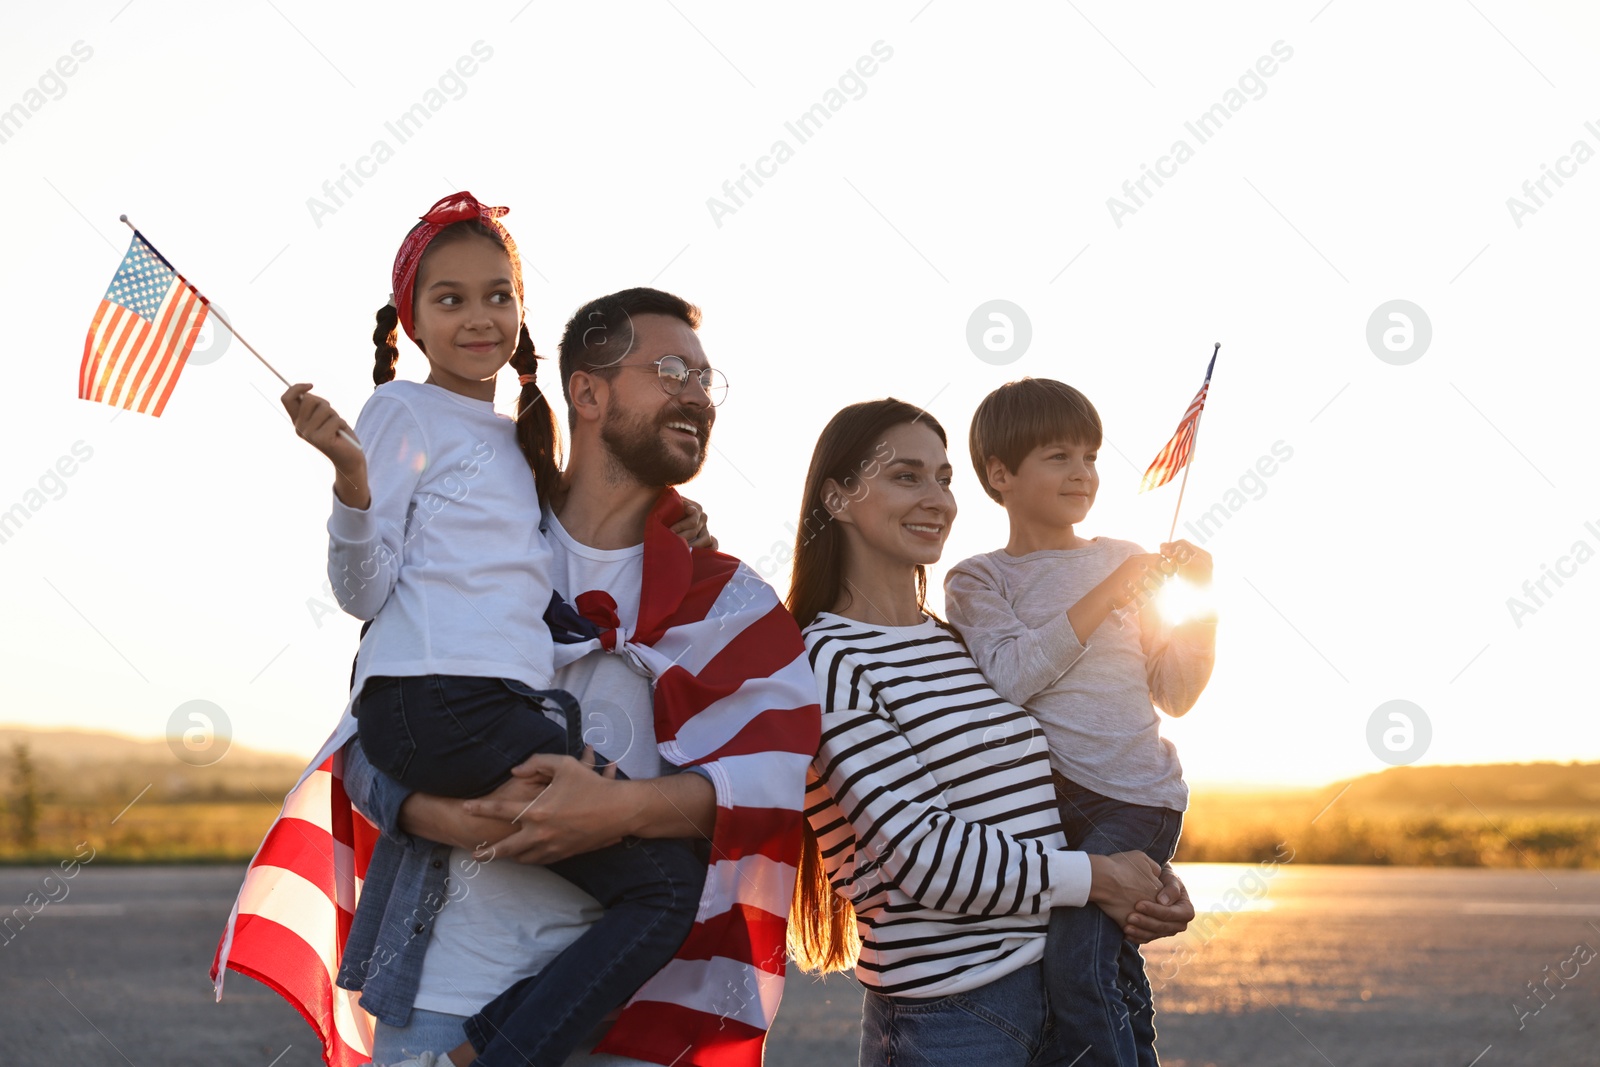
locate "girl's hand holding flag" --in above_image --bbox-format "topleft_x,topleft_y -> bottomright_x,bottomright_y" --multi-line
81,216 -> 363,454
282,383 -> 370,509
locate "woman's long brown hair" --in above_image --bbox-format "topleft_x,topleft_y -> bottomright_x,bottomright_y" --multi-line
785,398 -> 947,974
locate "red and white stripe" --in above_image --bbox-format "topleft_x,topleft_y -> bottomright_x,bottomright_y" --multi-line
79,280 -> 207,417
1139,380 -> 1209,493
577,495 -> 819,1066
211,735 -> 378,1067
213,489 -> 819,1067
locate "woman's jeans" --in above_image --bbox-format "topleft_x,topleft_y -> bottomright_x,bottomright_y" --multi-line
1044,774 -> 1183,1067
355,675 -> 707,1067
858,961 -> 1071,1067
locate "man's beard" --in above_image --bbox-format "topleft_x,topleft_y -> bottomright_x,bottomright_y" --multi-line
599,402 -> 712,487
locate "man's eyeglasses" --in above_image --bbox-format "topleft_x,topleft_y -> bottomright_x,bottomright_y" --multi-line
616,354 -> 729,406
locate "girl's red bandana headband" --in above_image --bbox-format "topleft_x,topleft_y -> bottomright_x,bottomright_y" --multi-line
389,191 -> 520,343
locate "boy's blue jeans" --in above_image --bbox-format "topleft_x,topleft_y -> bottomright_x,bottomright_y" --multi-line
355,675 -> 707,1067
1044,774 -> 1182,1067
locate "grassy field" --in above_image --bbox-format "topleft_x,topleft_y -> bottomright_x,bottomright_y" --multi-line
11,798 -> 1594,868
1178,792 -> 1600,868
0,727 -> 296,864
4,727 -> 1597,867
0,801 -> 282,864
1179,761 -> 1600,869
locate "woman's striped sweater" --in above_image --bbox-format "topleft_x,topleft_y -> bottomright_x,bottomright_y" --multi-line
803,613 -> 1092,998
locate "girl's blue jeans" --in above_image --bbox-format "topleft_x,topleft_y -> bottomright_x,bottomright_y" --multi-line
355,675 -> 706,1067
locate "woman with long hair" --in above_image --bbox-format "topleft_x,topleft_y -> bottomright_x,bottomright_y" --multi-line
786,399 -> 1194,1066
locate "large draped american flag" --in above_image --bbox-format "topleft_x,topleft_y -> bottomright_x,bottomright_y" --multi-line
80,230 -> 209,416
212,489 -> 821,1067
1139,345 -> 1219,493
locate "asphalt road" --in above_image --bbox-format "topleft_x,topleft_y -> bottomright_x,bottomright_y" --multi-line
2,864 -> 1597,1066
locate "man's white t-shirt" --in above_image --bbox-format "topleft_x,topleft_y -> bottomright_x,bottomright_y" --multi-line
411,512 -> 666,1017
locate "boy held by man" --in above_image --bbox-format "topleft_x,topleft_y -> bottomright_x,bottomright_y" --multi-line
944,377 -> 1216,1067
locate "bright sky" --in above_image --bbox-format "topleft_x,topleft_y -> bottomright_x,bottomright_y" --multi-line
2,2 -> 1596,789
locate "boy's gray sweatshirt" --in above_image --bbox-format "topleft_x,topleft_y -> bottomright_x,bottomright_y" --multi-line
944,538 -> 1214,812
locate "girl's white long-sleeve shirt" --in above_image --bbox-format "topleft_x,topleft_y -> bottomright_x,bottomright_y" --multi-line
802,613 -> 1092,999
327,380 -> 555,699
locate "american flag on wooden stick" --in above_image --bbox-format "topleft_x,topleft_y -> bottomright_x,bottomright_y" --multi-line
80,231 -> 208,416
1139,346 -> 1218,493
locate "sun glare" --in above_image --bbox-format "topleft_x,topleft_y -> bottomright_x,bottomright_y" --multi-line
1153,578 -> 1217,627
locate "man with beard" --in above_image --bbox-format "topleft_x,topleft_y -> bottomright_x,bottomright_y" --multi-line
337,288 -> 819,1066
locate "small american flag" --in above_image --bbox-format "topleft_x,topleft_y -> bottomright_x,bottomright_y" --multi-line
1139,347 -> 1218,493
80,231 -> 208,416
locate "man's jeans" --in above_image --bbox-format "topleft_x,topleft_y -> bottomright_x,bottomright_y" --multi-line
369,1007 -> 656,1066
355,675 -> 707,1067
1044,774 -> 1182,1067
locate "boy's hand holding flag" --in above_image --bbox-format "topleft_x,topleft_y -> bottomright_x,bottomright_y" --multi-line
1135,343 -> 1220,624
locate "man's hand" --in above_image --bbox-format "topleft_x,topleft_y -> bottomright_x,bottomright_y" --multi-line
401,747 -> 716,865
463,747 -> 717,864
1123,866 -> 1195,944
464,750 -> 628,865
396,767 -> 554,853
